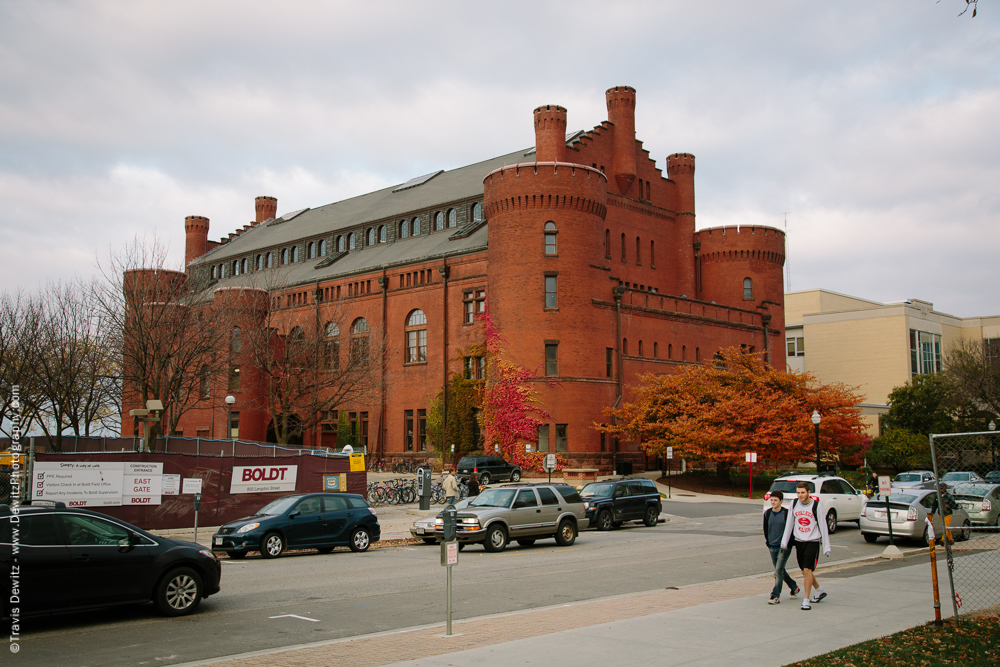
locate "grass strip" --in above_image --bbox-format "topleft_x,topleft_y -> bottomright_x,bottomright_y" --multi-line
784,616 -> 1000,667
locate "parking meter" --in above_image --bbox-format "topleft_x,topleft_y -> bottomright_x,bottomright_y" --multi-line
442,503 -> 458,542
192,493 -> 202,544
193,493 -> 202,511
418,467 -> 432,511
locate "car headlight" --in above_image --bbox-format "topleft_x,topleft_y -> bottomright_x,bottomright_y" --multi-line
460,517 -> 479,525
235,523 -> 260,534
584,502 -> 591,510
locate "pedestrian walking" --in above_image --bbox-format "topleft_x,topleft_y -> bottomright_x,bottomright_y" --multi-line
780,481 -> 831,610
443,468 -> 458,505
763,490 -> 799,604
467,470 -> 480,497
868,470 -> 879,497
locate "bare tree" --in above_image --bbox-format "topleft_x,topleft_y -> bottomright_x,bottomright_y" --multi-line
0,290 -> 46,440
945,336 -> 1000,420
92,237 -> 234,450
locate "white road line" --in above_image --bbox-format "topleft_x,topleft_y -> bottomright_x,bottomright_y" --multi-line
269,614 -> 320,622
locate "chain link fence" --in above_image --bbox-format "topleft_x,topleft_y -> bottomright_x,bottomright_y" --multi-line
929,430 -> 1000,618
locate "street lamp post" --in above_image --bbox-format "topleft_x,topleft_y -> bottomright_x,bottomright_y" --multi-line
811,410 -> 822,472
990,420 -> 997,469
225,395 -> 236,452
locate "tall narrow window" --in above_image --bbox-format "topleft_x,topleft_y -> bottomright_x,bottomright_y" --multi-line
378,225 -> 386,243
434,212 -> 444,231
556,424 -> 568,451
241,258 -> 248,274
256,254 -> 263,270
654,342 -> 658,358
337,235 -> 345,252
360,412 -> 369,449
319,239 -> 327,256
472,202 -> 483,222
638,340 -> 643,357
417,409 -> 427,451
291,246 -> 299,262
545,343 -> 558,376
606,348 -> 613,377
211,266 -> 217,280
231,327 -> 241,353
200,365 -> 211,398
447,208 -> 457,228
367,228 -> 375,246
229,411 -> 240,439
411,217 -> 421,236
650,240 -> 655,267
682,345 -> 687,361
307,242 -> 316,259
463,289 -> 486,323
405,410 -> 414,451
668,343 -> 673,359
351,318 -> 370,366
636,237 -> 641,265
228,366 -> 241,392
324,322 -> 340,370
605,229 -> 611,259
621,233 -> 626,262
405,310 -> 427,363
623,338 -> 628,355
544,221 -> 557,255
743,277 -> 753,300
348,233 -> 356,250
538,424 -> 550,452
696,347 -> 701,362
233,260 -> 239,276
544,275 -> 557,308
399,220 -> 408,238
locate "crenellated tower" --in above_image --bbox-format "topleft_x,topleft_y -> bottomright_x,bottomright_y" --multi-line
606,86 -> 637,196
184,215 -> 210,268
533,105 -> 568,163
255,196 -> 277,224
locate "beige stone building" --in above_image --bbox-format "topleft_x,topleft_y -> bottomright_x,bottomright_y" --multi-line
784,289 -> 1000,434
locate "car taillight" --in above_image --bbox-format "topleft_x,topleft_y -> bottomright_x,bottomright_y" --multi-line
983,499 -> 992,512
810,495 -> 819,502
907,507 -> 918,521
860,506 -> 866,518
764,492 -> 771,500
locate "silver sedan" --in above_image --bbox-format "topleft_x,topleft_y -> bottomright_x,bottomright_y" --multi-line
860,489 -> 971,545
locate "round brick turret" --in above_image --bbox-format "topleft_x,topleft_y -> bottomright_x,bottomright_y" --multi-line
184,215 -> 210,267
666,153 -> 695,216
606,86 -> 637,196
694,225 -> 786,363
533,105 -> 567,163
255,196 -> 277,224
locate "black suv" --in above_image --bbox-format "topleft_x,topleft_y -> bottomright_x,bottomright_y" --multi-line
579,478 -> 662,530
456,456 -> 522,485
1,502 -> 222,618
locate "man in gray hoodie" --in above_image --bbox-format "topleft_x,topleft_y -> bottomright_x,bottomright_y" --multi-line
763,490 -> 800,604
780,481 -> 831,610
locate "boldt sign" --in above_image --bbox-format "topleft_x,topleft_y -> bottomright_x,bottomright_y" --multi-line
230,465 -> 298,494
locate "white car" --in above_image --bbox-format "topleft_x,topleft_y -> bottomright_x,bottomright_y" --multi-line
763,474 -> 867,534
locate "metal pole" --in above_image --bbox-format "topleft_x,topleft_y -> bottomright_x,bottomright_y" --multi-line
668,459 -> 671,499
227,405 -> 233,455
814,423 -> 821,471
446,564 -> 453,635
928,525 -> 943,627
885,492 -> 895,547
749,458 -> 754,499
929,433 -> 960,620
194,507 -> 199,544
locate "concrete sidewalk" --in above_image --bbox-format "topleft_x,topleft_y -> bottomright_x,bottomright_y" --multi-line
175,550 -> 976,667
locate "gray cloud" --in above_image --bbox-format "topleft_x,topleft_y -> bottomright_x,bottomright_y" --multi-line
0,0 -> 997,316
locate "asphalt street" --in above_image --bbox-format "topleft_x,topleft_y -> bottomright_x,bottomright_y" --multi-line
17,502 -> 925,667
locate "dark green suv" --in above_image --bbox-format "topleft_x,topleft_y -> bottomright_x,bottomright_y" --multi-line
580,478 -> 662,530
456,455 -> 522,485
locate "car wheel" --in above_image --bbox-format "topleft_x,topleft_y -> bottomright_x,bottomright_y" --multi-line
643,505 -> 659,527
458,542 -> 466,551
155,567 -> 203,617
862,532 -> 879,544
555,519 -> 577,546
260,532 -> 285,559
422,538 -> 437,545
596,509 -> 613,531
483,524 -> 507,553
958,520 -> 971,542
349,528 -> 371,552
226,550 -> 247,560
516,539 -> 535,546
317,547 -> 334,554
510,469 -> 522,482
826,510 -> 838,535
479,473 -> 491,486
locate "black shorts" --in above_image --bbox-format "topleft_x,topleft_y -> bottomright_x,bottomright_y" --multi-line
794,540 -> 820,571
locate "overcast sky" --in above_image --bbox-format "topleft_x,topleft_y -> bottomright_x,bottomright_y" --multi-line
1,1 -> 997,317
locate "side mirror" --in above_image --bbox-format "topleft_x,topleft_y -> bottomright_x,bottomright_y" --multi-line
856,490 -> 863,495
288,510 -> 301,518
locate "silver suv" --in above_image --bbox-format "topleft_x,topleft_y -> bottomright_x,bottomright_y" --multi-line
435,483 -> 589,552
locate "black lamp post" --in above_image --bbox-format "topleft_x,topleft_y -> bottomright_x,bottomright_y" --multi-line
225,395 -> 236,442
811,410 -> 822,472
990,420 -> 996,469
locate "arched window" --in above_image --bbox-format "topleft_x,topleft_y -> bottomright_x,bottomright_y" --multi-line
471,202 -> 483,222
336,235 -> 345,252
231,326 -> 242,353
255,254 -> 262,270
605,229 -> 611,259
291,246 -> 299,262
350,317 -> 370,366
281,248 -> 288,264
367,228 -> 375,246
324,322 -> 340,370
378,225 -> 386,243
447,208 -> 457,228
434,212 -> 444,231
266,252 -> 273,268
544,221 -> 557,255
638,340 -> 643,357
233,260 -> 240,276
682,345 -> 687,361
211,266 -> 217,279
621,233 -> 626,262
200,364 -> 211,398
636,237 -> 641,265
307,242 -> 316,259
220,264 -> 226,278
650,240 -> 655,267
405,309 -> 427,363
399,220 -> 409,238
319,239 -> 327,256
348,233 -> 356,250
242,258 -> 248,273
622,338 -> 628,355
411,217 -> 421,236
743,277 -> 753,300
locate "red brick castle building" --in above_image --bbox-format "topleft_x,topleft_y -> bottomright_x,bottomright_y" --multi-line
125,86 -> 786,469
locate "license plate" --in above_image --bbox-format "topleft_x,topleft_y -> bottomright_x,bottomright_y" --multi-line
416,527 -> 425,535
874,510 -> 886,518
214,537 -> 222,546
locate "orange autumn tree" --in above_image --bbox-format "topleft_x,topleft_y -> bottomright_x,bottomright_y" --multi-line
601,347 -> 866,477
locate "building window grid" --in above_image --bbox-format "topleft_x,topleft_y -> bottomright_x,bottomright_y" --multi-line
544,221 -> 557,255
555,424 -> 568,452
463,289 -> 486,323
544,275 -> 557,309
910,329 -> 942,376
538,424 -> 550,452
786,336 -> 805,357
545,343 -> 558,376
